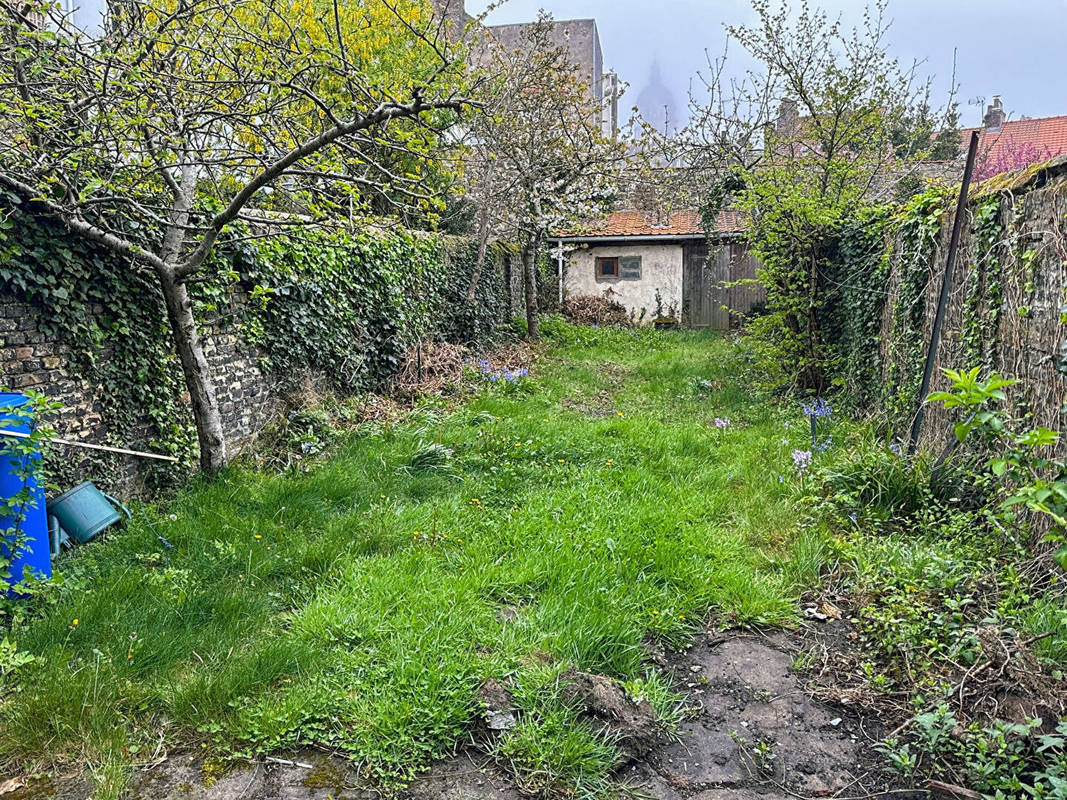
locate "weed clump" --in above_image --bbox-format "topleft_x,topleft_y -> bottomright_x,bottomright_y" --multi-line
806,368 -> 1067,793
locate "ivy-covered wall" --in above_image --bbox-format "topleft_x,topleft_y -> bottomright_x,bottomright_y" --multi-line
0,209 -> 512,495
835,156 -> 1067,451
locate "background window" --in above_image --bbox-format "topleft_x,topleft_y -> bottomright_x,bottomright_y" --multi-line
620,256 -> 642,280
595,257 -> 619,278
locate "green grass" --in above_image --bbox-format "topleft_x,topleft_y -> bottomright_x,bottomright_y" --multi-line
0,325 -> 824,796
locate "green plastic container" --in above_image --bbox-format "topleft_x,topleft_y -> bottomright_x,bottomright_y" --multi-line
48,482 -> 130,544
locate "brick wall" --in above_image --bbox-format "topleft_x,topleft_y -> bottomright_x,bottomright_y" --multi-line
2,242 -> 517,498
0,289 -> 281,497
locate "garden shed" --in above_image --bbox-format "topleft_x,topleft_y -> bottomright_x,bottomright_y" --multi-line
553,209 -> 764,329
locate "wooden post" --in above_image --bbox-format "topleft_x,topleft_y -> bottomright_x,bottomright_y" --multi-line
908,130 -> 981,452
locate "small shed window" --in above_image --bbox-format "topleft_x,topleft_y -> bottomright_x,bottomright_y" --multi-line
595,257 -> 619,278
619,256 -> 642,280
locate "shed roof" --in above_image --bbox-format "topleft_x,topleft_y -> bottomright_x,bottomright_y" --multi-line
555,209 -> 744,242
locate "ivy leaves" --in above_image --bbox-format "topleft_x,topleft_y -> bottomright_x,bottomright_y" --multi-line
0,204 -> 506,490
238,230 -> 506,395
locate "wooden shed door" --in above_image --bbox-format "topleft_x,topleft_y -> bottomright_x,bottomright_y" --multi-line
683,242 -> 729,330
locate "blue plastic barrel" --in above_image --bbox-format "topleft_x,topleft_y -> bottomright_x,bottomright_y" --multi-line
0,392 -> 50,591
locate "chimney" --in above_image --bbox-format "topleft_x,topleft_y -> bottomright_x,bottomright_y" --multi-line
776,98 -> 798,135
983,95 -> 1006,133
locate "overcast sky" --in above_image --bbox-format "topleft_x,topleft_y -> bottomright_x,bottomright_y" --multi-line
470,0 -> 1067,128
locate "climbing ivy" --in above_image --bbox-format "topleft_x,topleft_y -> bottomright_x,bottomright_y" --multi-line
0,202 -> 201,490
235,229 -> 507,394
0,205 -> 507,490
881,187 -> 950,423
821,205 -> 893,408
959,195 -> 1004,374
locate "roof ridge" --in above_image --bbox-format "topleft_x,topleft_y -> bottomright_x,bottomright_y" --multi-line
962,112 -> 1067,133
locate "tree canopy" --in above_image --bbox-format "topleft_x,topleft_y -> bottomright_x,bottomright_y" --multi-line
0,0 -> 473,470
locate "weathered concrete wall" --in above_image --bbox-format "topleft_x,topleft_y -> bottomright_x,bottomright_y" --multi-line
565,243 -> 683,323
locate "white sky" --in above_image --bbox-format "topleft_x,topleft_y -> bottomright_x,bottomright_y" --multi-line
470,0 -> 1067,127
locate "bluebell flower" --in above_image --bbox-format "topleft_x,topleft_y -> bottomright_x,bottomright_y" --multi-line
801,398 -> 832,419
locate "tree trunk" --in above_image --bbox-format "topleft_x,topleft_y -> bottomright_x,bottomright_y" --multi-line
158,269 -> 228,473
522,233 -> 541,341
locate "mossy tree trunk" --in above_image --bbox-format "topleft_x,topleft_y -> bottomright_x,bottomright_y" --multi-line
522,232 -> 541,341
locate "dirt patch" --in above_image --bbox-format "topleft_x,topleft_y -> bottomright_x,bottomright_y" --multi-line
14,632 -> 914,800
652,633 -> 875,796
560,390 -> 619,418
559,361 -> 628,419
560,670 -> 661,758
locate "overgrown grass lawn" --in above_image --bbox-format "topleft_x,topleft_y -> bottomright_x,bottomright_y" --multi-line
1,327 -> 823,795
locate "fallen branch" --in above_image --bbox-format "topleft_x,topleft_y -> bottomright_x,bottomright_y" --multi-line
928,779 -> 982,800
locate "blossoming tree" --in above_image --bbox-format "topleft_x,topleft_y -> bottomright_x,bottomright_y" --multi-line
0,0 -> 472,472
463,15 -> 628,340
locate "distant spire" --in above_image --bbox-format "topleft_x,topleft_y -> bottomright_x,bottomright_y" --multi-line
636,60 -> 680,134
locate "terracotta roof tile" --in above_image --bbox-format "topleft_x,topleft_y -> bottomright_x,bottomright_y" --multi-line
558,209 -> 744,239
961,115 -> 1067,163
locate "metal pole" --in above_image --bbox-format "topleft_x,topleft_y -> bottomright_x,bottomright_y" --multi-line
556,242 -> 564,306
908,130 -> 981,452
0,429 -> 179,462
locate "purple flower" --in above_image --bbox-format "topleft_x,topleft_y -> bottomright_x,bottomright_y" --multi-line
478,359 -> 491,374
801,398 -> 832,419
889,443 -> 901,456
713,417 -> 731,430
792,449 -> 813,474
